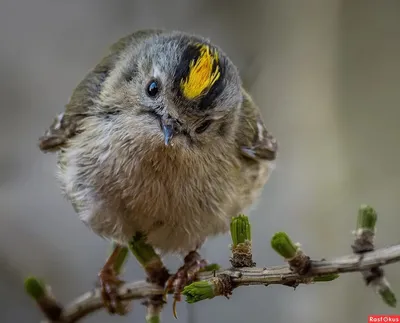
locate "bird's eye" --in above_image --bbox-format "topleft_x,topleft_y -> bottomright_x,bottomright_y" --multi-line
146,79 -> 159,97
195,120 -> 212,134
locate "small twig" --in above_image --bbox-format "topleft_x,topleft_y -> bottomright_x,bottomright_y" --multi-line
27,205 -> 399,322
145,302 -> 162,323
39,281 -> 162,323
352,205 -> 397,307
32,244 -> 400,322
24,277 -> 63,321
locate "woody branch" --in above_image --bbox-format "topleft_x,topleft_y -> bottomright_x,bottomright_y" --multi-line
25,205 -> 398,323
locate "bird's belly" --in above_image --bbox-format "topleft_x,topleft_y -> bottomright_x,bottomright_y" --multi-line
78,183 -> 233,254
81,163 -> 271,253
60,148 -> 238,253
59,140 -> 272,254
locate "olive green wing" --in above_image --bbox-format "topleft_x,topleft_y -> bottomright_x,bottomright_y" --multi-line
38,29 -> 163,153
237,88 -> 278,161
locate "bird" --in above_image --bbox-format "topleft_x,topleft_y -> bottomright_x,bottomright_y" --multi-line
38,29 -> 278,314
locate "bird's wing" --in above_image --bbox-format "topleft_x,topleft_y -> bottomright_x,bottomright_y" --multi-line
38,29 -> 163,152
236,88 -> 278,161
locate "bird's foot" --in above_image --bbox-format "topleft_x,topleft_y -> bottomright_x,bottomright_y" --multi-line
165,251 -> 208,318
98,265 -> 129,315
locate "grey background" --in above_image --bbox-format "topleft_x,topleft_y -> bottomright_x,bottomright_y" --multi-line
1,0 -> 400,322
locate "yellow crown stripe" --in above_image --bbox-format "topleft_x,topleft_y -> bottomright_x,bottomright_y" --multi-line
180,44 -> 221,100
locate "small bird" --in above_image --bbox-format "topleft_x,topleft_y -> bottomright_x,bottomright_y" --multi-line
38,29 -> 278,313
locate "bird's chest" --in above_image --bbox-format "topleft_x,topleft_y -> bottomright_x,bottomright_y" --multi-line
124,150 -> 235,214
94,146 -> 240,249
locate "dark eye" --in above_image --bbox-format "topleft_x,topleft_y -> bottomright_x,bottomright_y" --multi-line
195,120 -> 212,134
146,79 -> 159,97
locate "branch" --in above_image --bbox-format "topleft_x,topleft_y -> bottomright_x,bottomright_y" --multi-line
24,205 -> 398,322
352,205 -> 397,306
25,245 -> 399,323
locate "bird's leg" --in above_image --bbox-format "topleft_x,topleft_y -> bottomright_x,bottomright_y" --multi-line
165,250 -> 208,317
98,244 -> 129,315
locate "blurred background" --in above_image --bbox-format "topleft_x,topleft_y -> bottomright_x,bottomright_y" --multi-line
1,0 -> 399,322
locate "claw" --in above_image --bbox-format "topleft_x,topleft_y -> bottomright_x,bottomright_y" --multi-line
172,299 -> 178,319
99,266 -> 129,315
98,244 -> 130,315
165,251 -> 208,318
163,287 -> 169,301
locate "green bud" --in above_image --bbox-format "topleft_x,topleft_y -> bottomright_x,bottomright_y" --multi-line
24,276 -> 46,300
230,214 -> 251,246
271,232 -> 298,259
379,288 -> 397,308
357,205 -> 377,231
183,281 -> 216,303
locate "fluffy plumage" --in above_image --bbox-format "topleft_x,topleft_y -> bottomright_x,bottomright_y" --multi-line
39,29 -> 278,256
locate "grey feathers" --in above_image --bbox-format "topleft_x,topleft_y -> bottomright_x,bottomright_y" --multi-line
39,29 -> 277,254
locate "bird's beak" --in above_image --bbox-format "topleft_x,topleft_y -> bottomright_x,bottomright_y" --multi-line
161,117 -> 177,146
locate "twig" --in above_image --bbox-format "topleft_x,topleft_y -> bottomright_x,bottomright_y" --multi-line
28,244 -> 400,322
352,205 -> 397,307
183,243 -> 400,302
24,278 -> 63,321
24,205 -> 398,322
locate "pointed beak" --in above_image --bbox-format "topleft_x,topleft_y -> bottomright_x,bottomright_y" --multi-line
161,117 -> 177,146
162,123 -> 174,146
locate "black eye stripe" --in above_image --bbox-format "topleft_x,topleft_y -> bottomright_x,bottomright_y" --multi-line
195,120 -> 212,134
